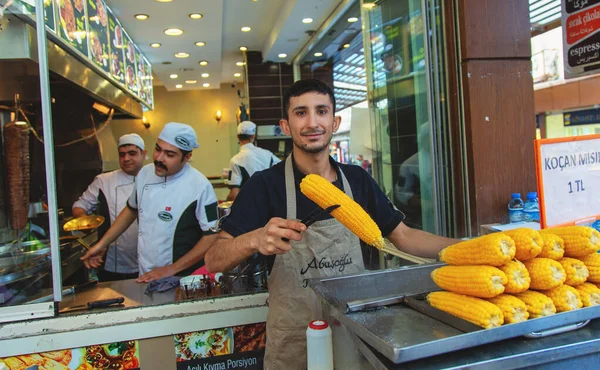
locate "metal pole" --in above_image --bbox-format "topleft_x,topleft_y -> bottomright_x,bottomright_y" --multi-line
34,0 -> 62,302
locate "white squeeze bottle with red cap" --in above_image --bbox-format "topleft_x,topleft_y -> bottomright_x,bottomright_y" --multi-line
306,320 -> 334,370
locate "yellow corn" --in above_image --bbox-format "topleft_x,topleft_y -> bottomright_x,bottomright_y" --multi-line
580,253 -> 600,283
522,258 -> 566,290
498,260 -> 530,293
514,291 -> 556,318
431,266 -> 507,298
540,226 -> 600,257
487,294 -> 529,324
542,285 -> 583,312
574,282 -> 600,307
538,233 -> 565,260
559,257 -> 589,286
300,174 -> 384,249
438,234 -> 515,266
502,228 -> 543,261
427,291 -> 504,329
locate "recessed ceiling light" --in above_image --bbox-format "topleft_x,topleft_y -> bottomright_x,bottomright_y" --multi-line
185,80 -> 197,84
135,14 -> 149,20
175,84 -> 183,88
195,41 -> 206,47
174,52 -> 190,58
165,28 -> 183,36
302,18 -> 313,24
156,0 -> 173,2
347,17 -> 359,23
236,61 -> 245,66
170,74 -> 178,79
203,83 -> 210,87
199,60 -> 209,66
150,43 -> 161,48
241,26 -> 251,32
314,52 -> 323,57
201,73 -> 209,78
240,46 -> 248,51
362,2 -> 376,9
343,43 -> 350,48
278,53 -> 287,58
234,73 -> 241,77
189,13 -> 203,19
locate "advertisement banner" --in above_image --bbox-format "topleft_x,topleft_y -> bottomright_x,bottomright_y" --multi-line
562,0 -> 600,78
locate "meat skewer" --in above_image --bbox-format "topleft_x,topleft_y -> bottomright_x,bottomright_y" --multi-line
4,120 -> 30,231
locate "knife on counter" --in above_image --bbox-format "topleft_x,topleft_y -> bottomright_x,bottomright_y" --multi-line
59,297 -> 125,314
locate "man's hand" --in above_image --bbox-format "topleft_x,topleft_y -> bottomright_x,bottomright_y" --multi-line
136,265 -> 177,283
80,243 -> 108,269
253,217 -> 306,256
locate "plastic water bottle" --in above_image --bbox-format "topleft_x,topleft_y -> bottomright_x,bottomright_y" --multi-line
524,192 -> 540,222
508,193 -> 525,223
307,320 -> 334,370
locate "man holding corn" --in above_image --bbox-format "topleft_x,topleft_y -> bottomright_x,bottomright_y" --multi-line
205,79 -> 456,369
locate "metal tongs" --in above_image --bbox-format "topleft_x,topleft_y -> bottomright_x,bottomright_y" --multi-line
282,204 -> 340,242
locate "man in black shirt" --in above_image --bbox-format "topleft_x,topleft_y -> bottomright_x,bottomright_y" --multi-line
205,79 -> 456,370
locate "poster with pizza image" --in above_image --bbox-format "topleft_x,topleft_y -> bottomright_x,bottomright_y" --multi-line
0,340 -> 140,369
56,0 -> 88,56
86,0 -> 109,74
174,322 -> 266,370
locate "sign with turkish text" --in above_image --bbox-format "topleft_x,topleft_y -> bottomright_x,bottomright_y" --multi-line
562,0 -> 600,78
564,108 -> 600,126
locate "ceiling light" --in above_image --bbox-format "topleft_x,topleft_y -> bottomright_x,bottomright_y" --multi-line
165,28 -> 183,36
135,14 -> 149,20
236,61 -> 245,66
362,2 -> 376,9
170,74 -> 178,79
201,73 -> 209,78
156,0 -> 173,2
195,41 -> 206,47
203,83 -> 210,87
278,53 -> 287,58
240,46 -> 248,51
241,26 -> 251,32
302,18 -> 313,24
189,13 -> 203,19
314,52 -> 323,57
150,43 -> 161,48
343,43 -> 350,48
185,80 -> 197,84
175,84 -> 183,88
347,17 -> 359,23
199,60 -> 209,66
174,52 -> 190,58
234,73 -> 241,77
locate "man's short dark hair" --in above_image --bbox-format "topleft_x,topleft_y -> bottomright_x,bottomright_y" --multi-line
282,79 -> 335,120
237,134 -> 253,141
180,149 -> 191,162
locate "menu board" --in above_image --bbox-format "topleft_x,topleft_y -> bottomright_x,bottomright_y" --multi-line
18,0 -> 55,31
142,56 -> 154,108
56,0 -> 88,56
86,0 -> 109,73
122,30 -> 139,95
107,6 -> 125,85
134,47 -> 147,102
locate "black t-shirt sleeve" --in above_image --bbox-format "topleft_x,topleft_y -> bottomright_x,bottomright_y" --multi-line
220,172 -> 271,237
360,168 -> 405,237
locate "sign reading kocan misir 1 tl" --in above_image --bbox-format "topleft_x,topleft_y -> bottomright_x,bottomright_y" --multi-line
562,0 -> 600,78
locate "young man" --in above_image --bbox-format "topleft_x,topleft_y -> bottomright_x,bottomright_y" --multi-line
226,120 -> 280,201
205,79 -> 457,369
72,134 -> 146,281
81,123 -> 219,282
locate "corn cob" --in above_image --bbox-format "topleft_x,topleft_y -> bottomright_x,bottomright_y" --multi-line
431,266 -> 507,298
542,285 -> 583,312
427,291 -> 504,329
540,226 -> 600,257
574,282 -> 600,307
498,260 -> 530,293
502,228 -> 543,261
438,234 -> 516,266
522,258 -> 566,290
300,174 -> 385,249
514,291 -> 556,318
538,233 -> 565,260
579,253 -> 600,283
487,294 -> 529,324
559,257 -> 589,286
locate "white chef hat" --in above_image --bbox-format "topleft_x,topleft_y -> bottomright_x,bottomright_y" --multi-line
237,121 -> 257,135
118,133 -> 145,150
158,122 -> 199,151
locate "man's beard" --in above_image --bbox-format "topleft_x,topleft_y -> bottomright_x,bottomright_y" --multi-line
291,130 -> 333,154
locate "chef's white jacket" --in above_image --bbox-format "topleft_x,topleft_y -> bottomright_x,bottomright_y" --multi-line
229,143 -> 280,188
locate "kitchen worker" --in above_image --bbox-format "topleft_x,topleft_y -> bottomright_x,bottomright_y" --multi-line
72,133 -> 146,282
81,122 -> 219,282
226,120 -> 281,201
205,79 -> 457,369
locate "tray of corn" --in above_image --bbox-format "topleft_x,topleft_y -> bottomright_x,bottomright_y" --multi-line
308,225 -> 600,364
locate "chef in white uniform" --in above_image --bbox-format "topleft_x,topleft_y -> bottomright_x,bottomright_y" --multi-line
81,123 -> 219,282
72,134 -> 146,281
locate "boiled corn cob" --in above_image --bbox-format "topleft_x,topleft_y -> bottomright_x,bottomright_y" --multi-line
300,174 -> 384,249
431,266 -> 507,298
438,234 -> 515,266
498,260 -> 530,293
523,258 -> 566,290
487,294 -> 529,324
559,257 -> 589,286
514,290 -> 556,318
538,233 -> 565,260
574,282 -> 600,307
540,226 -> 600,257
579,253 -> 600,283
502,228 -> 543,261
542,285 -> 583,312
427,291 -> 504,329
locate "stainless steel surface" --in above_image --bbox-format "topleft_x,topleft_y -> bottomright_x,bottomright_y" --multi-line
345,294 -> 404,313
309,263 -> 600,364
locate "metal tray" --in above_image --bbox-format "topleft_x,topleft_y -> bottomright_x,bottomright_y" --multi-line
308,263 -> 600,364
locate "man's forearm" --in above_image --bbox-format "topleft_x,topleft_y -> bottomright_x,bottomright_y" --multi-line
226,188 -> 239,201
171,234 -> 218,274
388,222 -> 458,259
97,207 -> 137,249
72,207 -> 88,218
205,231 -> 257,272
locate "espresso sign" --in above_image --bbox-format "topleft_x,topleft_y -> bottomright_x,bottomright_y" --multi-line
562,0 -> 600,78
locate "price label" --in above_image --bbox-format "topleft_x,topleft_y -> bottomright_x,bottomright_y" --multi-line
535,134 -> 600,228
